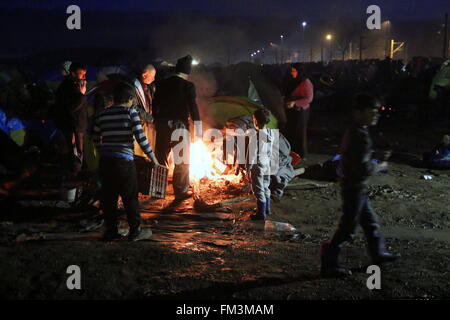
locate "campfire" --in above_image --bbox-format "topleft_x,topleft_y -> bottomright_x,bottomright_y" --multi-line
189,141 -> 242,184
187,140 -> 245,211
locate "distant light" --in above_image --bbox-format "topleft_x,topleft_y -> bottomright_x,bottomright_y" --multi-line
326,34 -> 332,40
257,50 -> 260,53
302,21 -> 307,27
192,59 -> 199,66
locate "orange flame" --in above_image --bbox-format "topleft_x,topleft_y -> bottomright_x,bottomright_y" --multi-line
189,141 -> 240,183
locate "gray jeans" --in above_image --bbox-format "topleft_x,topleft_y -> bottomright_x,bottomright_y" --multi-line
155,119 -> 190,196
250,165 -> 271,203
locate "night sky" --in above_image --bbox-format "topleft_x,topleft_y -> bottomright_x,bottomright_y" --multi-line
1,0 -> 448,20
0,0 -> 448,64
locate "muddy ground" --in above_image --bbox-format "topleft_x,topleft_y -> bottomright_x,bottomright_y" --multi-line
0,109 -> 449,300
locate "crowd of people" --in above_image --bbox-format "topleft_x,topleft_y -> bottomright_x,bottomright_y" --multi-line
0,54 -> 448,276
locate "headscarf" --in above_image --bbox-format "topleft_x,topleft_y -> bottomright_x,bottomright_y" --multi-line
286,63 -> 308,96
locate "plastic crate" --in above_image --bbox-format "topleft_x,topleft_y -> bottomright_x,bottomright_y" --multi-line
135,156 -> 168,199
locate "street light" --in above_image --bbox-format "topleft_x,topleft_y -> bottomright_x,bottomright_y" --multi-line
280,35 -> 284,64
301,21 -> 307,42
325,34 -> 333,61
321,34 -> 333,62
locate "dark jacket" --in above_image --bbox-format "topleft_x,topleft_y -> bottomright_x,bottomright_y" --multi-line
339,124 -> 375,188
152,75 -> 200,122
54,77 -> 87,132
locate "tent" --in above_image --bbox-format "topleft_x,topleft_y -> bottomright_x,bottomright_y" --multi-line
204,96 -> 278,129
430,60 -> 450,100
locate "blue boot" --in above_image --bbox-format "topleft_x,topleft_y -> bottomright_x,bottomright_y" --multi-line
251,200 -> 266,220
367,233 -> 401,265
266,197 -> 271,216
320,241 -> 352,277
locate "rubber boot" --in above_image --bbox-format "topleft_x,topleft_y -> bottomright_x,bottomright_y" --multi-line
266,197 -> 271,216
320,241 -> 352,277
251,200 -> 266,220
367,234 -> 401,265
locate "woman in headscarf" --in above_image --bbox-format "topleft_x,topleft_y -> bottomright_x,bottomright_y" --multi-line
284,63 -> 314,159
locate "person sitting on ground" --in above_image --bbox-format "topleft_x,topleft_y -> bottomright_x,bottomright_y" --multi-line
320,93 -> 400,278
92,83 -> 159,241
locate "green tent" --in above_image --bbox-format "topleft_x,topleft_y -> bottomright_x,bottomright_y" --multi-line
205,96 -> 278,129
430,61 -> 450,100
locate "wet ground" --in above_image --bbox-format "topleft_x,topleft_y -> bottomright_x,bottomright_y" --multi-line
0,110 -> 449,300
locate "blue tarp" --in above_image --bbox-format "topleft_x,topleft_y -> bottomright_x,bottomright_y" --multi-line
0,108 -> 26,135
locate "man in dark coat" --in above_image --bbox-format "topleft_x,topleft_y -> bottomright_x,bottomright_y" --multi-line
54,62 -> 88,173
153,55 -> 200,200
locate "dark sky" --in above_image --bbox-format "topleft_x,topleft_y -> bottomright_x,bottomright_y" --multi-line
1,0 -> 448,20
0,0 -> 448,63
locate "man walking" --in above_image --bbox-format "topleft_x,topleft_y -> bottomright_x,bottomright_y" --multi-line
321,93 -> 400,277
153,55 -> 200,200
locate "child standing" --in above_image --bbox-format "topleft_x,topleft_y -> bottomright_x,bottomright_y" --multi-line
93,83 -> 159,241
249,108 -> 274,220
321,93 -> 400,277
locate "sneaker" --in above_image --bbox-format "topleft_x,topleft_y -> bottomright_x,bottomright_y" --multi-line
128,227 -> 153,242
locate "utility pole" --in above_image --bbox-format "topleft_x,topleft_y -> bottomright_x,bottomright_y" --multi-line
329,42 -> 333,61
321,40 -> 324,62
444,13 -> 449,59
359,35 -> 363,60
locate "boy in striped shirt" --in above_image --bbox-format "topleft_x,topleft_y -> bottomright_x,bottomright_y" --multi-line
93,83 -> 158,241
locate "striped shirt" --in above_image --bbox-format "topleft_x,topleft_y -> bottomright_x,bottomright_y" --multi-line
92,105 -> 154,159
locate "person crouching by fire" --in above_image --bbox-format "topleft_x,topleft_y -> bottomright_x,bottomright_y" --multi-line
249,108 -> 275,220
320,93 -> 400,277
92,83 -> 159,241
152,55 -> 200,201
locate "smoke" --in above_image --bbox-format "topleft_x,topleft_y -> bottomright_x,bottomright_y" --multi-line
150,13 -> 253,65
189,68 -> 218,129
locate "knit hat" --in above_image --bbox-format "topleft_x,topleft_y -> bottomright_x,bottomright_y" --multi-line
175,55 -> 193,75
